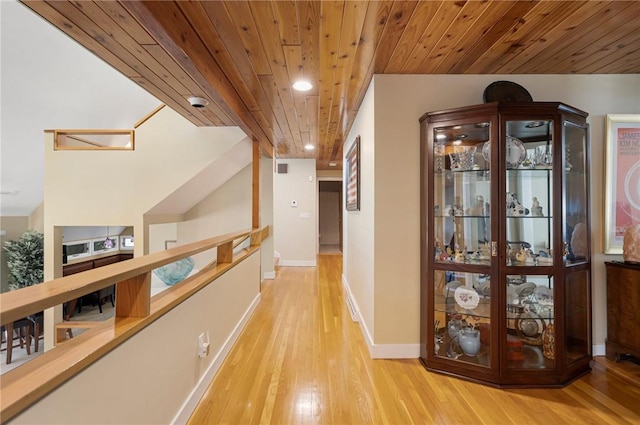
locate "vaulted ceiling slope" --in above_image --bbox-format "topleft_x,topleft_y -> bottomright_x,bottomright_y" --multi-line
22,1 -> 640,170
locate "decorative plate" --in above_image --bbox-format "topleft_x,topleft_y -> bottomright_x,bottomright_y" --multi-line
534,286 -> 554,306
506,136 -> 526,169
483,81 -> 533,103
482,141 -> 491,163
513,281 -> 536,298
515,311 -> 545,345
443,280 -> 463,298
454,286 -> 480,309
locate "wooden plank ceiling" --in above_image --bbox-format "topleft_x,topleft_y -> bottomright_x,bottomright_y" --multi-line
21,1 -> 640,170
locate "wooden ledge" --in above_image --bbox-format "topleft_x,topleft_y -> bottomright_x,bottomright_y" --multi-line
0,247 -> 260,423
54,321 -> 101,344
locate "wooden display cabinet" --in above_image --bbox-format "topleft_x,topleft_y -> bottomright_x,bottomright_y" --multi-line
420,102 -> 592,387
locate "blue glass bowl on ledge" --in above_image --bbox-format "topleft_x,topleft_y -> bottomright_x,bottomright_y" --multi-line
153,257 -> 195,286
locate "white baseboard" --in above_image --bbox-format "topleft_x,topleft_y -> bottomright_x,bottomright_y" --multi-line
342,274 -> 418,359
593,344 -> 605,356
263,271 -> 276,280
341,274 -> 359,322
279,260 -> 317,267
171,293 -> 261,425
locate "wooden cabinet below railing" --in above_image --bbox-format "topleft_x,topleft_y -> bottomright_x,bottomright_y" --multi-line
605,261 -> 640,362
63,253 -> 133,276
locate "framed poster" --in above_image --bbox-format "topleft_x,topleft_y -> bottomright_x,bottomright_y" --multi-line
604,114 -> 640,254
345,136 -> 360,211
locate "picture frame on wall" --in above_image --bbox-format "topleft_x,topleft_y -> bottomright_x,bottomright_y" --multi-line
603,114 -> 640,254
345,136 -> 361,211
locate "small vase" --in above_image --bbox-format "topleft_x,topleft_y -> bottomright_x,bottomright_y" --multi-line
458,327 -> 481,356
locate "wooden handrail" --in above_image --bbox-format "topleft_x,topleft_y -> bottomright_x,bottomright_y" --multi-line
0,229 -> 250,326
0,226 -> 269,423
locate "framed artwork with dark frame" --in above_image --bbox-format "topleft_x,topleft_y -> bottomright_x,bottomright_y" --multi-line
345,136 -> 361,211
603,114 -> 640,254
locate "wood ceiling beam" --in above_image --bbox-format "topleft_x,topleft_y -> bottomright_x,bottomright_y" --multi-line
120,0 -> 274,157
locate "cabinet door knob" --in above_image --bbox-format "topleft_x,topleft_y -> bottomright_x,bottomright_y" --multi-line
491,241 -> 498,257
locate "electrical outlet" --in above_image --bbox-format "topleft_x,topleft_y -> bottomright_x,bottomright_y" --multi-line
198,332 -> 210,358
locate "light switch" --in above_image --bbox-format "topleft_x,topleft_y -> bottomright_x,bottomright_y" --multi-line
290,200 -> 298,207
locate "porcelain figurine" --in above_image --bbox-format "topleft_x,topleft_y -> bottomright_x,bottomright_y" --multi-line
448,319 -> 465,339
506,192 -> 529,216
466,195 -> 485,216
531,197 -> 543,217
623,224 -> 640,264
515,246 -> 535,264
458,327 -> 481,356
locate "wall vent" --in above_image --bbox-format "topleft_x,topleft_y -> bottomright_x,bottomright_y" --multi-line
276,163 -> 288,174
345,293 -> 359,322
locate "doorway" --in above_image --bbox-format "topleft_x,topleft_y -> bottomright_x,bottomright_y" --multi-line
318,181 -> 342,254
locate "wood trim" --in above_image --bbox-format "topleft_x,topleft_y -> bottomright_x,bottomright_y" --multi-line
252,138 -> 260,229
54,322 -> 100,344
0,247 -> 260,423
261,225 -> 270,242
134,104 -> 166,128
0,230 -> 251,326
249,228 -> 262,247
217,241 -> 233,264
53,129 -> 135,151
115,273 -> 151,318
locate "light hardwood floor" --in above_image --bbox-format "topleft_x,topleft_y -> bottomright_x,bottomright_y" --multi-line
188,255 -> 640,424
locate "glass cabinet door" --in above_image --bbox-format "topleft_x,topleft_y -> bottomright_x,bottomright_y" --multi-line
503,120 -> 557,371
504,120 -> 554,267
432,121 -> 493,368
563,122 -> 589,265
563,122 -> 590,366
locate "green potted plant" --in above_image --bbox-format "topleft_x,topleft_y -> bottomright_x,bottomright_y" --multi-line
3,230 -> 44,290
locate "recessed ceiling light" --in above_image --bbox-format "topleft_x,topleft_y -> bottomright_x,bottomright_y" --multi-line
292,80 -> 313,91
453,140 -> 462,145
526,121 -> 545,128
328,162 -> 337,167
436,134 -> 447,140
304,144 -> 315,150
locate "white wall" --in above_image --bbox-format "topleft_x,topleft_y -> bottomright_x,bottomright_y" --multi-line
273,159 -> 317,266
42,106 -> 247,348
344,73 -> 640,357
148,223 -> 178,254
177,165 -> 252,269
343,81 -> 377,346
11,251 -> 261,425
44,106 -> 246,259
